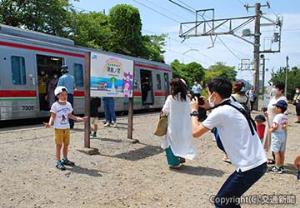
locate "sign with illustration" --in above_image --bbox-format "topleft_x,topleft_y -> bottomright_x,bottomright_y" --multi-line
90,52 -> 134,97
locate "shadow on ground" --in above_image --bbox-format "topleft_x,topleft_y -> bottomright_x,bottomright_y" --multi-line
170,165 -> 225,177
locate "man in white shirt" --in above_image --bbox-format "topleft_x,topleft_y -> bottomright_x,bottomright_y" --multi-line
190,77 -> 267,208
191,81 -> 202,97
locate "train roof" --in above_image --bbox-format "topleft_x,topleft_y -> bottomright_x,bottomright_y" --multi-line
0,24 -> 74,46
0,24 -> 171,71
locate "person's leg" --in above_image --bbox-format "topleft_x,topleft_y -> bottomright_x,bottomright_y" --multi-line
274,152 -> 281,167
55,129 -> 65,170
56,144 -> 62,161
103,100 -> 111,125
279,151 -> 285,167
61,129 -> 74,166
67,94 -> 74,128
214,163 -> 267,208
110,99 -> 116,124
165,147 -> 181,168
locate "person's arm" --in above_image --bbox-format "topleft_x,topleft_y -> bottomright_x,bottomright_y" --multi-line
190,97 -> 211,138
44,113 -> 56,128
191,116 -> 210,137
68,114 -> 88,122
269,122 -> 279,132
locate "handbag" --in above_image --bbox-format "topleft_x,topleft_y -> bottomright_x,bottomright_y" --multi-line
154,115 -> 168,136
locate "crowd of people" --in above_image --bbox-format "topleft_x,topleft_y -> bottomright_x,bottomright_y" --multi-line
43,68 -> 299,207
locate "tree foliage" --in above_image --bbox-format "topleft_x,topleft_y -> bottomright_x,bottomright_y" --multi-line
108,4 -> 144,56
204,62 -> 237,83
270,66 -> 300,100
0,0 -> 72,36
69,11 -> 111,50
0,2 -> 166,62
171,59 -> 205,86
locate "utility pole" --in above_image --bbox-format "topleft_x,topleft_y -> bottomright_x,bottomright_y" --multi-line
253,3 -> 261,110
260,54 -> 266,102
177,2 -> 282,110
285,56 -> 289,96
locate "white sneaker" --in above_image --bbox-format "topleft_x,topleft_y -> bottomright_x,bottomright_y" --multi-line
104,122 -> 110,127
112,122 -> 117,128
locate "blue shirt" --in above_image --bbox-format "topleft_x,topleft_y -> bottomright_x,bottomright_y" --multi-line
57,74 -> 75,94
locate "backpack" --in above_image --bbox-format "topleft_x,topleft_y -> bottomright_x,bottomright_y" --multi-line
231,96 -> 251,116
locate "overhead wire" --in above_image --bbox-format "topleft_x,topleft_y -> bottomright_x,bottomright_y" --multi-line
167,0 -> 243,60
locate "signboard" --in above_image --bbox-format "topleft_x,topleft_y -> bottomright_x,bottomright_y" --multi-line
90,52 -> 134,97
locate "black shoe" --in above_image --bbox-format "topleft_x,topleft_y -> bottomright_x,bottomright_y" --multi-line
56,161 -> 66,171
61,159 -> 75,166
179,157 -> 186,164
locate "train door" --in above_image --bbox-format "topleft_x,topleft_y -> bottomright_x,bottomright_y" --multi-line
140,70 -> 154,105
36,54 -> 63,111
163,72 -> 170,97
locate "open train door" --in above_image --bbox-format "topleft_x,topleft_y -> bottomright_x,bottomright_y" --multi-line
36,54 -> 63,111
140,70 -> 154,105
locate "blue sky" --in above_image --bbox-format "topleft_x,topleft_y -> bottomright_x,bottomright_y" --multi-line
71,0 -> 300,83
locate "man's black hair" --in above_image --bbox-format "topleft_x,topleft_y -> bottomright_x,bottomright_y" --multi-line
274,82 -> 285,92
207,77 -> 232,99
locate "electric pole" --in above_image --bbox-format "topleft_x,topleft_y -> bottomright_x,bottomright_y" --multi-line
260,54 -> 268,103
285,56 -> 289,96
253,3 -> 261,110
177,2 -> 282,110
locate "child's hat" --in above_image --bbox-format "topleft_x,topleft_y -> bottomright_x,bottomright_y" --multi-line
273,100 -> 288,110
54,86 -> 68,96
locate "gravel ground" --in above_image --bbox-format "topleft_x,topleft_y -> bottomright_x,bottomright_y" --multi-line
0,110 -> 299,208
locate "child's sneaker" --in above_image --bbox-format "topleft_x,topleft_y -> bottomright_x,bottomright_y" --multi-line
271,166 -> 283,173
104,122 -> 110,127
61,158 -> 75,166
56,161 -> 66,171
278,167 -> 285,174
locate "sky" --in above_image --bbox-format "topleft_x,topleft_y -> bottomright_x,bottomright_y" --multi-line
71,0 -> 300,83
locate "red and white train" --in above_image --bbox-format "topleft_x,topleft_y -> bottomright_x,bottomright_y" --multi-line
0,24 -> 172,121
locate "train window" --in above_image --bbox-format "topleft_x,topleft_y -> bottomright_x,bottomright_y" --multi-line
74,63 -> 84,87
156,74 -> 162,90
11,56 -> 26,85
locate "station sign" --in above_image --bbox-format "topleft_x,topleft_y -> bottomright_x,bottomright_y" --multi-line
90,52 -> 134,97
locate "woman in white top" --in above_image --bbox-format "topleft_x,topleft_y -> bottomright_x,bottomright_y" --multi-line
264,82 -> 288,164
161,78 -> 196,168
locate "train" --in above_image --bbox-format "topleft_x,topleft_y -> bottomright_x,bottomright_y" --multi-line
0,24 -> 172,121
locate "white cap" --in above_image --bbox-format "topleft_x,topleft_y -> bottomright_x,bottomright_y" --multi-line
54,86 -> 68,96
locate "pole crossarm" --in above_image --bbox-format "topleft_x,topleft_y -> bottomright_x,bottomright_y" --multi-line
179,15 -> 255,39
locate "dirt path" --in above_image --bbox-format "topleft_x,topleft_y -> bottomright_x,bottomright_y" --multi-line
0,110 -> 299,208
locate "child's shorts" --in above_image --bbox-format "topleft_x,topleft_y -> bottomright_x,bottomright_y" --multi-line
55,129 -> 70,145
90,117 -> 98,125
271,132 -> 286,152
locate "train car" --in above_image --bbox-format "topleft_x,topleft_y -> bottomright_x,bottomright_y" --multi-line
0,24 -> 172,121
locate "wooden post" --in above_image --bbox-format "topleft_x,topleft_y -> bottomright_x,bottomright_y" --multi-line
84,52 -> 91,148
127,97 -> 133,139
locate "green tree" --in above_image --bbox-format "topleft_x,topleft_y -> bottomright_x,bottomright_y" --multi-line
108,4 -> 144,56
204,62 -> 237,83
68,11 -> 112,49
271,66 -> 300,100
0,0 -> 73,36
142,34 -> 166,62
171,59 -> 205,86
